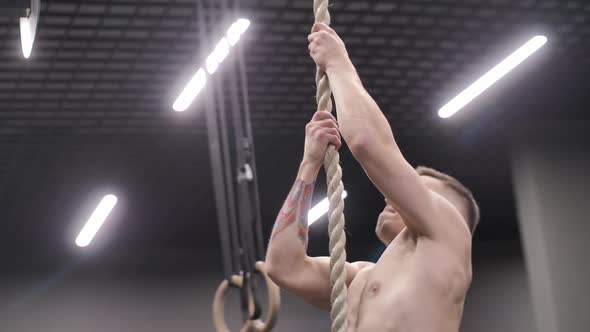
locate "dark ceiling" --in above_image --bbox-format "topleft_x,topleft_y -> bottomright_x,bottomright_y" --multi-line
1,0 -> 589,272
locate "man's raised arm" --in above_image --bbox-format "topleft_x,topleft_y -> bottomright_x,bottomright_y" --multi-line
308,23 -> 443,238
265,111 -> 369,310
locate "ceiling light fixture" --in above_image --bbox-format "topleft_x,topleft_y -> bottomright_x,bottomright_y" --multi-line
173,68 -> 207,112
438,35 -> 547,119
19,0 -> 40,59
226,18 -> 251,46
75,194 -> 118,247
308,190 -> 348,225
172,18 -> 251,112
205,38 -> 230,75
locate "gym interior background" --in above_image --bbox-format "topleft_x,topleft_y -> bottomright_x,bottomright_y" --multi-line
1,0 -> 588,331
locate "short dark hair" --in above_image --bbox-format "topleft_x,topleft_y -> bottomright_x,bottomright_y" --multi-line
416,166 -> 480,234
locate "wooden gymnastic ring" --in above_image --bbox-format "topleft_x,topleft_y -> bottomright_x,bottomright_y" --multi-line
212,261 -> 281,332
248,261 -> 281,331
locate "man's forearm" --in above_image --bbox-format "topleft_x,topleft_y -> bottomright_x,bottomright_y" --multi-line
266,161 -> 318,269
326,62 -> 397,152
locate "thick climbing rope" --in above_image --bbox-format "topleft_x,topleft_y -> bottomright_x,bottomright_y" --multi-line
312,1 -> 348,331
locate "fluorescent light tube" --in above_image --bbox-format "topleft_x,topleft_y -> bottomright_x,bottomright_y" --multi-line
173,68 -> 207,112
438,35 -> 547,119
308,190 -> 348,225
227,18 -> 251,46
75,195 -> 118,247
172,18 -> 250,112
206,37 -> 230,74
20,17 -> 33,59
19,0 -> 40,59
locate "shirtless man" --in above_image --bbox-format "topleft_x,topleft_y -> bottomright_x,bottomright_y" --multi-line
266,23 -> 481,331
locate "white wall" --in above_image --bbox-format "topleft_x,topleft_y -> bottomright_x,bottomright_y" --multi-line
512,135 -> 590,332
462,247 -> 535,332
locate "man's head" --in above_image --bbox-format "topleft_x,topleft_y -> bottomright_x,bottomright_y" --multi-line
375,166 -> 480,245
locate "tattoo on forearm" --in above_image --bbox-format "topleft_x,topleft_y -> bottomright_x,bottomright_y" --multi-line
270,178 -> 315,247
297,181 -> 313,246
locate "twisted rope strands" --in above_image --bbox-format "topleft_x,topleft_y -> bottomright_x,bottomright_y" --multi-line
313,1 -> 348,331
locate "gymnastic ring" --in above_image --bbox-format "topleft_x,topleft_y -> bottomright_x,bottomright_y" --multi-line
212,261 -> 281,332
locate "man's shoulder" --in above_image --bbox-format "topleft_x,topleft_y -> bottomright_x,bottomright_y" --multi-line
418,230 -> 472,258
424,194 -> 473,247
348,261 -> 375,287
350,261 -> 376,271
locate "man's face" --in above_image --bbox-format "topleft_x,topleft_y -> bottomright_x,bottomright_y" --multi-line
375,176 -> 461,245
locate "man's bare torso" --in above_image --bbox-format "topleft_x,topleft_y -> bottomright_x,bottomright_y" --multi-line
347,229 -> 472,332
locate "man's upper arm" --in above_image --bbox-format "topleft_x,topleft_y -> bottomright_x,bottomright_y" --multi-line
271,256 -> 373,311
352,135 -> 443,237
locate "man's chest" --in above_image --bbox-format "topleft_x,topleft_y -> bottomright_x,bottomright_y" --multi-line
345,243 -> 470,331
346,260 -> 416,330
